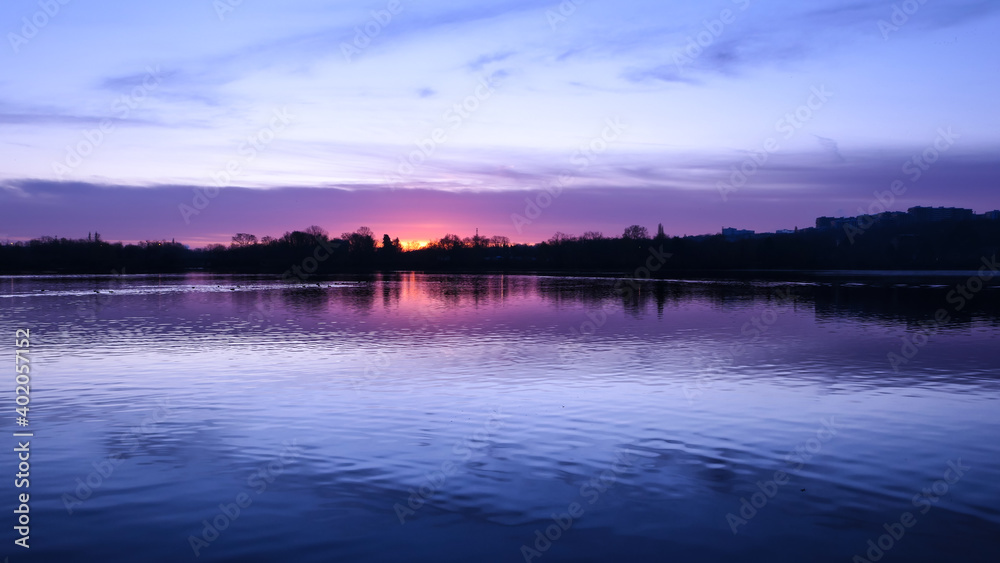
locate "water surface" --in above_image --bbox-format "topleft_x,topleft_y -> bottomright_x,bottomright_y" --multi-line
1,273 -> 997,562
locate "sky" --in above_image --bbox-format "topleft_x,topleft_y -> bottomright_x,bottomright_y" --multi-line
1,0 -> 999,246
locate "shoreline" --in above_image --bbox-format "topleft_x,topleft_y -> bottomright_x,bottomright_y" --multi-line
2,268 -> 999,286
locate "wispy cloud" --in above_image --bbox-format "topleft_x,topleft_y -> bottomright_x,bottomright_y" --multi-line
814,135 -> 845,164
466,50 -> 516,71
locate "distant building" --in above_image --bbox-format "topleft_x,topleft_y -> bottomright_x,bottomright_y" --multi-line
816,217 -> 855,230
722,227 -> 755,241
983,210 -> 1000,220
878,211 -> 909,223
907,206 -> 974,222
776,229 -> 796,235
817,211 -> 909,231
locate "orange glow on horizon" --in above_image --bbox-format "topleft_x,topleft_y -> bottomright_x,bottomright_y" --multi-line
401,240 -> 431,251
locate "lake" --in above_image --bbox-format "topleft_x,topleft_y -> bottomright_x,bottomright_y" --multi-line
1,273 -> 998,562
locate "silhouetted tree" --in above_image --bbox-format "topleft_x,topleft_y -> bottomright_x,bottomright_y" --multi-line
490,235 -> 511,248
436,234 -> 464,251
470,231 -> 488,248
231,233 -> 258,248
548,232 -> 575,245
379,234 -> 401,254
623,225 -> 649,240
341,227 -> 376,266
8,212 -> 1000,275
305,225 -> 329,240
281,230 -> 314,247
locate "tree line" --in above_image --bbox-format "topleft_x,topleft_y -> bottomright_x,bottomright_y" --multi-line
1,218 -> 998,275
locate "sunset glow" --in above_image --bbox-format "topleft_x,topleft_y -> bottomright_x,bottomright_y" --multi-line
2,1 -> 998,245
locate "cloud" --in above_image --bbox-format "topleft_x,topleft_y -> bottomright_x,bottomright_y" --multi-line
0,112 -> 104,126
98,66 -> 173,91
466,50 -> 516,71
802,0 -> 1000,31
622,0 -> 1000,84
624,32 -> 811,85
814,135 -> 845,164
622,64 -> 700,85
0,104 -> 163,127
4,147 -> 999,244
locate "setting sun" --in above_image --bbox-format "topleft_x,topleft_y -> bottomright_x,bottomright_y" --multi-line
401,240 -> 431,251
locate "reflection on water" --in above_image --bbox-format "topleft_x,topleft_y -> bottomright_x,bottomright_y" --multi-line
0,273 -> 998,562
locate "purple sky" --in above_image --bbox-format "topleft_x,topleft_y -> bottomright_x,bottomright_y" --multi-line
2,0 -> 999,245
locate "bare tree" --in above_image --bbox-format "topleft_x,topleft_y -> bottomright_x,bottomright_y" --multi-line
489,235 -> 511,248
304,225 -> 329,240
231,233 -> 258,247
548,232 -> 575,245
622,225 -> 649,240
